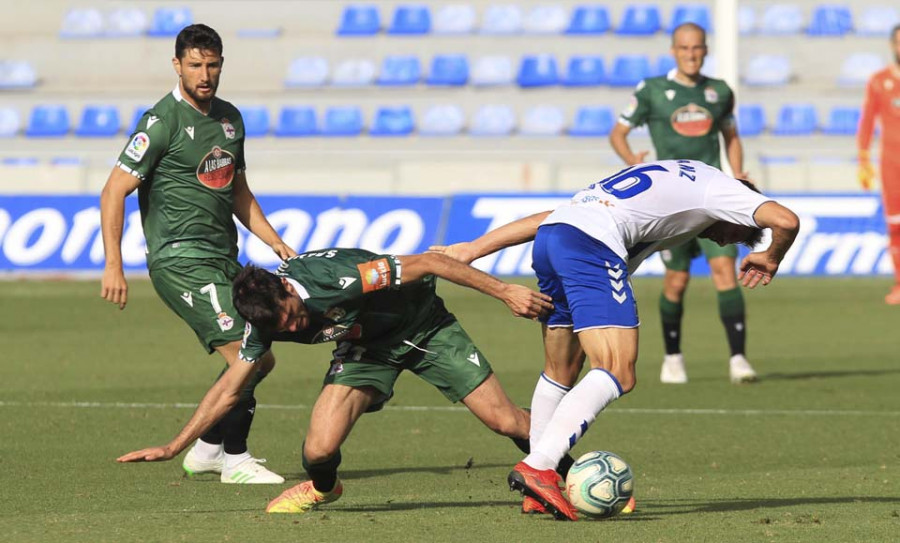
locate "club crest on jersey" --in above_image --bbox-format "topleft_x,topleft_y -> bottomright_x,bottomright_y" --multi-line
125,132 -> 150,162
196,146 -> 235,189
217,311 -> 234,332
704,87 -> 718,103
220,118 -> 236,139
313,323 -> 362,343
670,103 -> 713,137
324,306 -> 347,322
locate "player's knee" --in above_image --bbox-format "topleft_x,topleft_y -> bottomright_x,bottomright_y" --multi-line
303,437 -> 340,464
664,273 -> 689,298
483,408 -> 528,438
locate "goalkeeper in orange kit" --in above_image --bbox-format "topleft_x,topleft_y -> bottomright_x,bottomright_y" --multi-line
858,24 -> 900,304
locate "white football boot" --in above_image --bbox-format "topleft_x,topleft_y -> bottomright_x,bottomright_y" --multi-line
182,443 -> 225,476
660,354 -> 688,384
221,456 -> 285,484
729,354 -> 758,384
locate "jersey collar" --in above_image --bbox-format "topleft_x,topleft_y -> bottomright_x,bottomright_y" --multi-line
172,85 -> 212,116
285,278 -> 310,300
667,68 -> 705,88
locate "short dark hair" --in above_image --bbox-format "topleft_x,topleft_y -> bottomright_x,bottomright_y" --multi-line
232,265 -> 290,335
175,24 -> 223,59
736,178 -> 762,194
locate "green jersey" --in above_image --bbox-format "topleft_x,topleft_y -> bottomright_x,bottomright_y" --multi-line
619,72 -> 735,168
116,87 -> 246,271
239,249 -> 450,364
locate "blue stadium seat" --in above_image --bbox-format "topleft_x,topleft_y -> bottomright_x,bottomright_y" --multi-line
322,107 -> 363,136
275,106 -> 317,137
481,5 -> 523,34
655,55 -> 676,76
857,6 -> 899,36
738,5 -> 756,34
420,104 -> 464,136
472,56 -> 514,86
470,105 -> 516,136
607,55 -> 651,87
0,108 -> 20,137
807,5 -> 853,36
566,5 -> 611,35
285,57 -> 329,87
822,106 -> 860,135
370,106 -> 414,136
60,8 -> 104,38
737,104 -> 766,137
128,106 -> 151,134
669,4 -> 712,32
743,55 -> 791,86
521,106 -> 565,136
433,4 -> 476,34
26,106 -> 70,137
773,104 -> 817,136
51,156 -> 82,166
388,5 -> 431,35
615,4 -> 662,35
517,55 -> 559,87
106,8 -> 148,37
523,5 -> 568,34
2,157 -> 39,166
427,55 -> 469,86
76,105 -> 120,137
569,106 -> 615,137
759,4 -> 804,35
838,53 -> 884,87
239,106 -> 270,137
0,61 -> 37,89
377,56 -> 421,86
337,4 -> 380,35
563,56 -> 605,87
147,7 -> 192,37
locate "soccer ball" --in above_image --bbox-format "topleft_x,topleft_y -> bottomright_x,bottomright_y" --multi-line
565,450 -> 634,518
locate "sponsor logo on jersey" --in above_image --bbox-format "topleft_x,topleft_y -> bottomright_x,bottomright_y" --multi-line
146,116 -> 159,129
124,132 -> 150,162
703,87 -> 718,103
357,258 -> 392,293
217,311 -> 234,332
670,103 -> 713,137
185,126 -> 195,139
196,146 -> 236,189
324,306 -> 347,321
312,323 -> 362,343
338,277 -> 357,289
221,118 -> 236,139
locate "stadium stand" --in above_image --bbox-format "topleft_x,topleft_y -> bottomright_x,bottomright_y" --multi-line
377,56 -> 421,86
427,55 -> 469,86
331,59 -> 376,86
285,57 -> 329,87
615,4 -> 662,36
128,106 -> 151,135
568,106 -> 615,137
655,55 -> 676,77
838,53 -> 884,87
668,4 -> 712,33
743,55 -> 791,86
75,105 -> 120,137
523,5 -> 569,34
0,108 -> 20,138
370,106 -> 415,136
821,106 -> 860,135
737,104 -> 766,137
773,103 -> 818,136
60,8 -> 104,38
275,106 -> 317,137
470,105 -> 516,136
738,5 -> 756,34
239,106 -> 270,138
432,4 -> 476,34
471,56 -> 514,86
807,5 -> 853,36
517,55 -> 559,87
106,8 -> 148,37
565,5 -> 611,35
562,56 -> 606,87
856,5 -> 899,36
0,61 -> 37,89
147,6 -> 192,37
759,4 -> 804,34
388,5 -> 431,35
420,104 -> 465,136
520,105 -> 566,136
25,105 -> 70,137
607,54 -> 652,87
322,106 -> 364,136
480,4 -> 524,34
337,4 -> 381,35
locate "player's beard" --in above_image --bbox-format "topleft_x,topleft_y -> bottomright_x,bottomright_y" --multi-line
185,81 -> 218,108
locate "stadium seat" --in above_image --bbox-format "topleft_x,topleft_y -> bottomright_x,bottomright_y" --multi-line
668,4 -> 712,33
655,55 -> 676,76
76,105 -> 120,137
388,5 -> 431,35
471,56 -> 514,86
285,57 -> 329,87
822,106 -> 860,135
51,156 -> 82,166
569,106 -> 615,137
838,53 -> 884,87
420,104 -> 465,136
0,108 -> 20,137
856,6 -> 900,36
377,56 -> 421,86
322,106 -> 363,136
481,5 -> 523,34
26,105 -> 70,137
607,55 -> 651,87
566,5 -> 611,35
427,55 -> 469,86
433,4 -> 476,34
370,107 -> 414,136
60,8 -> 104,38
759,4 -> 804,35
337,4 -> 381,35
523,5 -> 568,34
2,157 -> 39,166
275,106 -> 317,137
147,7 -> 192,37
106,8 -> 148,37
470,105 -> 516,136
239,106 -> 270,137
743,55 -> 791,86
517,55 -> 559,87
773,104 -> 817,136
331,59 -> 376,86
615,4 -> 662,35
128,106 -> 151,134
520,106 -> 565,136
563,56 -> 605,86
738,5 -> 756,34
737,104 -> 766,137
807,5 -> 853,36
0,61 -> 37,89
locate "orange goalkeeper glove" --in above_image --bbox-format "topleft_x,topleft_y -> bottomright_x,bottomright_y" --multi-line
858,151 -> 875,191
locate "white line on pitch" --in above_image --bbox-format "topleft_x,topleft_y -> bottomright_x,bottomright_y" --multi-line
0,400 -> 897,417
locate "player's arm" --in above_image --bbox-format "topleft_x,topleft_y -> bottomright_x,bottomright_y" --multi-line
721,121 -> 748,180
99,167 -> 141,310
232,171 -> 297,260
609,82 -> 651,165
857,77 -> 880,190
398,252 -> 553,319
429,211 -> 551,264
738,202 -> 800,288
609,123 -> 648,166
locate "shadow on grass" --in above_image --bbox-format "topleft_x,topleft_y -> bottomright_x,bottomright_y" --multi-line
281,462 -> 511,482
762,368 -> 900,380
647,496 -> 900,515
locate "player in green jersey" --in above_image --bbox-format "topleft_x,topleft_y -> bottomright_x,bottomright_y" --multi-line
117,249 -> 569,514
100,24 -> 295,484
609,22 -> 757,385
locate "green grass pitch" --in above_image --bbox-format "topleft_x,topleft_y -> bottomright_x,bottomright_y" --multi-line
0,277 -> 898,542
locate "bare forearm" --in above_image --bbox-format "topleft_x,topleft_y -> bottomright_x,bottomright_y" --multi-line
765,225 -> 798,264
163,379 -> 242,456
469,211 -> 551,259
726,138 -> 744,176
100,185 -> 126,269
402,253 -> 508,299
236,194 -> 281,247
609,125 -> 639,165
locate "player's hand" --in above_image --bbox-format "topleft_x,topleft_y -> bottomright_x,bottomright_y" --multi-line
736,172 -> 753,183
428,242 -> 478,264
271,241 -> 297,261
858,161 -> 875,191
629,151 -> 649,165
738,252 -> 779,289
500,284 -> 554,319
117,446 -> 176,463
101,267 -> 129,310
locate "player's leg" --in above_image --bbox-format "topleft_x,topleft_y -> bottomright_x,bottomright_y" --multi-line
880,159 -> 900,303
659,241 -> 696,383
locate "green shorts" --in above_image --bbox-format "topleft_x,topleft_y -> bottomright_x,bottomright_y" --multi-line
660,237 -> 738,272
323,317 -> 493,410
149,257 -> 245,353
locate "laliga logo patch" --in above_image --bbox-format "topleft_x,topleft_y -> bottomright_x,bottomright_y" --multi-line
125,132 -> 150,162
217,312 -> 234,332
221,118 -> 235,140
196,145 -> 235,189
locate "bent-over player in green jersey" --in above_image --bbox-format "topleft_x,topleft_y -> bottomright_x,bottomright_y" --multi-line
117,249 -> 578,515
100,24 -> 295,484
609,22 -> 757,386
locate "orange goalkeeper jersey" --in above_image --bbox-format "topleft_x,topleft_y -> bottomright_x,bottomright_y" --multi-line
859,67 -> 900,163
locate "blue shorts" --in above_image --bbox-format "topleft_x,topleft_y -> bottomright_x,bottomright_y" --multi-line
531,223 -> 639,331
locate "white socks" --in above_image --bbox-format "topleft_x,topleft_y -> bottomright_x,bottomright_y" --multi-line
193,439 -> 224,460
524,369 -> 622,471
529,372 -> 571,451
225,451 -> 252,469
